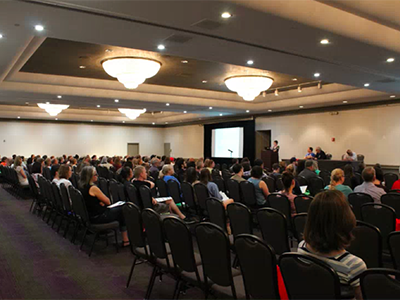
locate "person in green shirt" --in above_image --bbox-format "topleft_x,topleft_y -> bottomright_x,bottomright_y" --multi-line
324,168 -> 353,199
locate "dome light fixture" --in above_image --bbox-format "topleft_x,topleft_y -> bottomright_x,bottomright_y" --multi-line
118,108 -> 147,120
102,57 -> 161,89
224,75 -> 274,101
37,103 -> 69,116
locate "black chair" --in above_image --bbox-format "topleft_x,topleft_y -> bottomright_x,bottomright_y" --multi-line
193,183 -> 209,215
293,213 -> 307,242
70,173 -> 79,189
264,176 -> 276,193
361,203 -> 396,251
181,182 -> 199,216
257,208 -> 290,255
222,169 -> 232,181
268,193 -> 292,230
124,182 -> 142,208
294,195 -> 313,213
383,173 -> 399,191
279,253 -> 341,299
51,182 -> 68,231
206,197 -> 228,233
355,172 -> 363,184
381,193 -> 400,219
108,179 -> 120,204
296,175 -> 308,187
275,177 -> 284,192
167,179 -> 182,204
155,179 -> 168,197
195,223 -> 245,299
388,232 -> 400,270
235,234 -> 280,299
213,176 -> 226,193
98,177 -> 110,198
28,174 -> 43,214
226,179 -> 241,203
122,203 -> 150,288
348,192 -> 373,220
59,183 -> 76,239
43,167 -> 51,180
319,170 -> 331,186
139,185 -> 155,209
360,268 -> 400,299
346,221 -> 382,268
239,181 -> 258,208
308,177 -> 325,196
227,202 -> 253,238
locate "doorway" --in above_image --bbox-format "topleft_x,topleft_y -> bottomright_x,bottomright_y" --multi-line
164,143 -> 171,157
127,143 -> 140,156
255,130 -> 271,159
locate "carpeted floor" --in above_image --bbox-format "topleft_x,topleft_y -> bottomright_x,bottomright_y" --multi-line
0,186 -> 204,299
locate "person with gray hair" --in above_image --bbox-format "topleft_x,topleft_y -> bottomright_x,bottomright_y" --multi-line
343,149 -> 357,161
298,159 -> 318,181
354,167 -> 386,203
315,147 -> 327,160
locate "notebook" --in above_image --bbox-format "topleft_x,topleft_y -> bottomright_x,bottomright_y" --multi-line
155,197 -> 173,203
219,191 -> 229,201
300,186 -> 308,194
107,201 -> 126,208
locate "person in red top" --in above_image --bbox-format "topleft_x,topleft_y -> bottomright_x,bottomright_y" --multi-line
1,156 -> 9,166
391,179 -> 400,191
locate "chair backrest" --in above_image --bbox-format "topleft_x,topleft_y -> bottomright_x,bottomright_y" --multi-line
181,182 -> 197,209
227,202 -> 253,237
308,177 -> 325,196
122,202 -> 147,251
98,177 -> 110,198
206,197 -> 227,232
195,223 -> 235,287
381,193 -> 400,219
139,185 -> 154,209
213,176 -> 226,193
360,268 -> 400,299
294,195 -> 313,213
222,169 -> 231,180
384,173 -> 399,191
239,181 -> 257,207
167,179 -> 182,204
27,174 -> 39,197
346,221 -> 382,268
361,203 -> 396,250
70,173 -> 80,189
296,175 -> 308,187
348,192 -> 374,220
235,234 -> 280,299
124,182 -> 142,208
264,176 -> 276,193
43,167 -> 51,180
355,172 -> 363,184
226,179 -> 241,203
268,193 -> 292,228
68,185 -> 89,224
108,179 -> 119,203
59,183 -> 72,212
211,169 -> 221,180
293,213 -> 307,242
163,217 -> 198,274
51,182 -> 64,212
319,170 -> 331,186
279,253 -> 341,299
193,182 -> 209,212
155,179 -> 168,197
275,177 -> 284,192
388,232 -> 400,270
256,208 -> 290,255
142,208 -> 169,261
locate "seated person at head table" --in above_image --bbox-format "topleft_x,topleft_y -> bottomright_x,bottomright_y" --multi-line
298,160 -> 318,181
315,147 -> 327,160
304,147 -> 316,159
343,149 -> 357,161
324,168 -> 353,199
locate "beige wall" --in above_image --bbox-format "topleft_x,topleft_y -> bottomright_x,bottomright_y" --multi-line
164,125 -> 204,158
256,105 -> 400,165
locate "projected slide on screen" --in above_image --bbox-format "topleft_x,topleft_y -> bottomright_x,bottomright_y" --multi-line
211,127 -> 244,158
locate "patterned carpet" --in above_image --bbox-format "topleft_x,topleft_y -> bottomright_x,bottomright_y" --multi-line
0,187 -> 203,299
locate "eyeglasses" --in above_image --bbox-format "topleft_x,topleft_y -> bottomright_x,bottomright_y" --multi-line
94,173 -> 98,177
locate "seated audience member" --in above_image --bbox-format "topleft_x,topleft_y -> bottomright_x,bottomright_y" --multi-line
27,154 -> 34,165
325,168 -> 353,199
230,163 -> 246,183
298,160 -> 318,181
253,158 -> 268,178
13,156 -> 29,186
344,164 -> 360,190
289,157 -> 298,173
186,159 -> 196,169
161,164 -> 181,187
50,164 -> 60,181
271,163 -> 281,180
100,156 -> 113,169
76,160 -> 89,174
354,167 -> 386,203
50,159 -> 60,179
229,158 -> 239,172
31,161 -> 43,187
148,158 -> 160,179
113,157 -> 122,171
78,166 -> 129,246
185,167 -> 199,185
296,160 -> 305,176
279,171 -> 296,216
90,155 -> 98,166
119,166 -> 133,188
196,159 -> 204,174
132,166 -> 186,219
1,156 -> 9,166
285,164 -> 302,195
242,162 -> 252,177
391,167 -> 400,190
304,147 -> 316,159
315,147 -> 327,160
44,158 -> 51,169
358,162 -> 365,174
373,164 -> 389,192
271,140 -> 280,152
52,164 -> 72,189
343,149 -> 357,161
174,158 -> 186,183
204,159 -> 215,173
279,161 -> 287,173
298,190 -> 366,300
199,169 -> 233,208
248,166 -> 270,206
163,156 -> 171,167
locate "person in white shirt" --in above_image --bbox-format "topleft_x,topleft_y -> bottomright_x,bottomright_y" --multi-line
13,156 -> 29,186
52,164 -> 72,189
343,149 -> 357,161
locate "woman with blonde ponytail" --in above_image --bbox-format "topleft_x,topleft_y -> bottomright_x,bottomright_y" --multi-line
324,168 -> 353,199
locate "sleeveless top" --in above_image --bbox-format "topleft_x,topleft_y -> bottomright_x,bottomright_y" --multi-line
81,185 -> 107,218
248,178 -> 267,205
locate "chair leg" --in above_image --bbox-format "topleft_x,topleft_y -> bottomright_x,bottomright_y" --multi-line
57,216 -> 64,233
80,228 -> 88,250
145,266 -> 158,300
29,199 -> 36,212
172,279 -> 181,299
114,230 -> 119,253
42,207 -> 49,221
88,232 -> 99,257
63,219 -> 71,238
126,257 -> 138,288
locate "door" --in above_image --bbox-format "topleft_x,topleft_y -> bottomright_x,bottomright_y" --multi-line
255,130 -> 271,159
164,143 -> 171,157
127,143 -> 139,156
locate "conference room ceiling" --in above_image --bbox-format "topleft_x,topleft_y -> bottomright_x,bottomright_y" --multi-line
0,0 -> 398,126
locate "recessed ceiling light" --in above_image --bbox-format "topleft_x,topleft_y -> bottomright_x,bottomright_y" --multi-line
246,110 -> 250,113
247,60 -> 254,65
152,122 -> 155,125
343,101 -> 348,103
55,118 -> 58,120
165,122 -> 168,124
122,121 -> 125,123
105,49 -> 112,53
202,80 -> 208,84
166,103 -> 170,106
320,39 -> 329,44
268,109 -> 272,112
275,89 -> 279,96
181,60 -> 188,64
219,113 -> 223,116
183,111 -> 187,113
17,116 -> 20,119
114,99 -> 119,103
387,58 -> 395,63
46,102 -> 50,104
97,105 -> 101,108
91,120 -> 93,122
364,83 -> 370,87
157,44 -> 165,50
221,12 -> 232,19
314,73 -> 320,78
298,86 -> 302,93
292,78 -> 298,81
0,34 -> 3,39
299,106 -> 304,108
209,106 -> 213,110
34,25 -> 44,31
79,65 -> 86,69
390,95 -> 396,98
25,102 -> 29,105
57,95 -> 62,99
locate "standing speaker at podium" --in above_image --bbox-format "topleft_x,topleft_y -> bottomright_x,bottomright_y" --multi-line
262,140 -> 279,171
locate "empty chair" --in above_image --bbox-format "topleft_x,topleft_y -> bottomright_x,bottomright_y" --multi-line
167,179 -> 182,204
125,182 -> 142,208
268,193 -> 292,230
226,179 -> 241,203
239,181 -> 258,207
381,193 -> 400,218
155,179 -> 168,197
98,177 -> 110,198
264,176 -> 276,193
139,185 -> 155,209
294,195 -> 313,213
319,170 -> 331,186
181,182 -> 199,215
70,173 -> 80,189
346,221 -> 382,268
195,223 -> 245,299
43,167 -> 52,180
383,173 -> 399,191
235,234 -> 280,299
59,183 -> 76,239
227,203 -> 253,238
279,253 -> 341,299
388,232 -> 400,270
108,179 -> 119,203
348,192 -> 373,220
360,268 -> 400,299
257,208 -> 290,255
222,169 -> 232,180
213,176 -> 226,193
193,183 -> 209,214
361,203 -> 396,251
308,177 -> 325,196
296,175 -> 308,187
293,213 -> 307,242
206,197 -> 227,232
275,177 -> 284,191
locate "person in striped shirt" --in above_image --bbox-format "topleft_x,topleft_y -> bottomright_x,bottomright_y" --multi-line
298,190 -> 366,300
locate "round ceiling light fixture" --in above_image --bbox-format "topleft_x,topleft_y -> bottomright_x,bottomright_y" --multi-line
224,75 -> 274,101
102,57 -> 161,89
118,108 -> 147,120
37,103 -> 69,116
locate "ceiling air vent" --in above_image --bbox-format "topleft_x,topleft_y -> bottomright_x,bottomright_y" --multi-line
375,78 -> 397,84
164,34 -> 193,44
192,19 -> 223,30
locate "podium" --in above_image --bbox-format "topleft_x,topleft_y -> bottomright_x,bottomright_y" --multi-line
261,150 -> 279,170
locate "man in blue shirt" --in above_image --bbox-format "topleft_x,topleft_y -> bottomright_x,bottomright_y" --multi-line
304,147 -> 316,159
